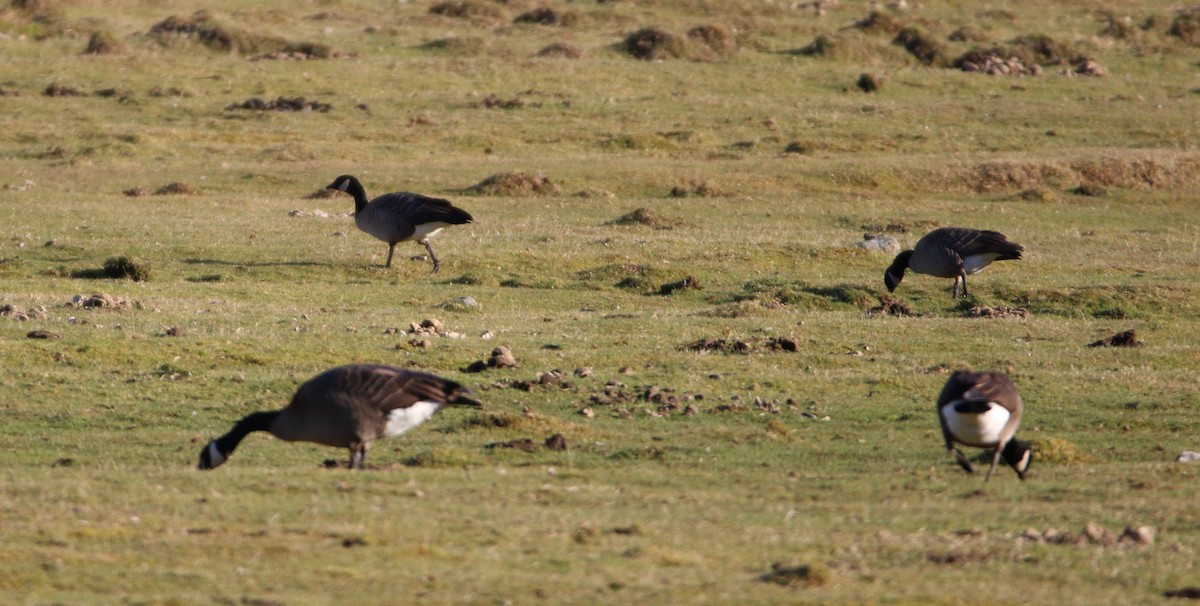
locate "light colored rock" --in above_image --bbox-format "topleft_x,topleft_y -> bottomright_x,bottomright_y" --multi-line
1175,451 -> 1200,463
857,234 -> 900,254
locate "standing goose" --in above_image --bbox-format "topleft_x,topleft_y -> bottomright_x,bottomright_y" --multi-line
198,364 -> 482,470
884,227 -> 1024,298
937,370 -> 1032,481
325,175 -> 474,272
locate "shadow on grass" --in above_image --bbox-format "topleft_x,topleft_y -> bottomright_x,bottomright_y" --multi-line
183,258 -> 326,268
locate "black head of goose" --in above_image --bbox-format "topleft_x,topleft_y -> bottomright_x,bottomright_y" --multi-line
936,370 -> 1031,481
198,364 -> 482,470
325,175 -> 474,272
885,227 -> 1024,298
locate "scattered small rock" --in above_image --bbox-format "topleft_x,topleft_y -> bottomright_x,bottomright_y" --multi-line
1073,59 -> 1108,77
1174,451 -> 1200,463
1088,329 -> 1142,348
857,233 -> 900,254
69,293 -> 134,309
766,337 -> 800,352
1119,525 -> 1155,546
1,304 -> 29,321
578,407 -> 595,418
573,367 -> 593,378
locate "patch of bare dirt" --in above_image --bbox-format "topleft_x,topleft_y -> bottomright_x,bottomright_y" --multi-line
225,96 -> 332,112
967,305 -> 1029,319
1088,329 -> 1142,348
467,172 -> 561,197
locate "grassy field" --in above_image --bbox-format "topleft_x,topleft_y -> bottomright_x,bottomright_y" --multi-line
1,0 -> 1199,603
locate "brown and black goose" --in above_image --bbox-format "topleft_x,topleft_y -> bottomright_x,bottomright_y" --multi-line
326,175 -> 473,272
936,370 -> 1031,481
884,227 -> 1024,298
198,364 -> 482,470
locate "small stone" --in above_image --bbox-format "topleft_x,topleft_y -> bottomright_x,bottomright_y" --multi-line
574,367 -> 593,378
578,407 -> 594,418
1020,528 -> 1043,542
487,345 -> 517,368
409,338 -> 432,348
1120,525 -> 1156,546
857,234 -> 900,254
1174,451 -> 1200,463
545,434 -> 567,451
480,330 -> 496,339
165,326 -> 185,337
683,404 -> 699,416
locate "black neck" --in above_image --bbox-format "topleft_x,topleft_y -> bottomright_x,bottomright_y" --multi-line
889,250 -> 913,273
345,179 -> 369,214
215,410 -> 279,455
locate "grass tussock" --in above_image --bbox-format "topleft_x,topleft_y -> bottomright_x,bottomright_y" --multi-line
83,30 -> 124,55
429,1 -> 507,25
893,27 -> 949,66
148,10 -> 325,56
621,27 -> 686,61
605,208 -> 685,230
514,7 -> 577,27
535,42 -> 583,59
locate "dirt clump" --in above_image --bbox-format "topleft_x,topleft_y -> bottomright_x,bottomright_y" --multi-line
606,207 -> 682,230
429,1 -> 506,23
475,94 -> 523,109
687,24 -> 737,60
856,72 -> 883,92
123,187 -> 148,197
1088,329 -> 1142,348
669,179 -> 724,198
102,256 -> 151,281
658,275 -> 702,295
465,345 -> 518,372
153,182 -> 202,195
84,30 -> 124,55
149,11 -> 290,55
535,42 -> 583,59
43,83 -> 87,97
761,562 -> 830,588
954,48 -> 1042,76
869,295 -> 916,317
225,96 -> 332,112
468,172 -> 561,197
514,7 -> 576,26
1170,12 -> 1200,45
1069,184 -> 1107,197
893,27 -> 948,66
855,11 -> 905,34
620,27 -> 685,61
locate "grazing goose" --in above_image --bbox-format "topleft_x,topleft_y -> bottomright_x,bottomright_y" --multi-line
198,364 -> 482,470
884,227 -> 1024,298
325,175 -> 473,272
937,370 -> 1031,481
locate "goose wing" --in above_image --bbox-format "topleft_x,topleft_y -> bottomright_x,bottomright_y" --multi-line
936,227 -> 1023,259
369,192 -> 474,226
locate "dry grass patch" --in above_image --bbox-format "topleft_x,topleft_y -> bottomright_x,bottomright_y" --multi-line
535,42 -> 583,59
83,30 -> 123,55
687,24 -> 737,60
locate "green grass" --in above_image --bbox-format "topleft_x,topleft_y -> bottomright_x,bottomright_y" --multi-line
2,0 -> 1199,603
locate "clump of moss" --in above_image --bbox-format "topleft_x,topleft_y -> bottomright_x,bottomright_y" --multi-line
620,27 -> 685,60
103,256 -> 151,281
468,172 -> 561,197
1032,437 -> 1088,464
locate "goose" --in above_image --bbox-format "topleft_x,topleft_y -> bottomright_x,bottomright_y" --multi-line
936,370 -> 1031,481
198,364 -> 482,470
325,175 -> 473,272
884,227 -> 1023,298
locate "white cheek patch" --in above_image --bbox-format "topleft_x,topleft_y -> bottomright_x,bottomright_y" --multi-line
338,180 -> 351,192
206,441 -> 227,468
944,401 -> 1010,447
384,401 -> 442,438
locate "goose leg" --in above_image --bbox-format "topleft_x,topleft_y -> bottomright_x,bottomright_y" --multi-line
984,447 -> 1002,482
956,270 -> 969,299
348,442 -> 368,469
423,240 -> 440,273
950,447 -> 976,474
384,244 -> 397,268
